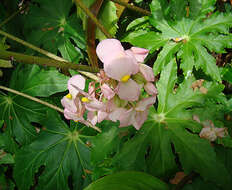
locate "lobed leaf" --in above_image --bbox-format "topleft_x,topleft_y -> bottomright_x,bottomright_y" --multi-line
84,171 -> 169,190
14,111 -> 91,190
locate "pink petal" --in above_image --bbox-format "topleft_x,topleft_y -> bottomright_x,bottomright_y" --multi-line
125,49 -> 140,74
63,108 -> 83,121
101,84 -> 115,100
132,110 -> 148,130
139,64 -> 154,82
68,75 -> 86,97
85,99 -> 105,112
61,96 -> 77,113
119,108 -> 134,127
215,128 -> 227,138
135,96 -> 156,112
96,39 -> 124,63
109,108 -> 127,122
87,111 -> 98,125
97,111 -> 109,123
88,82 -> 95,98
130,47 -> 149,63
117,79 -> 140,101
144,82 -> 158,95
199,128 -> 217,141
104,55 -> 136,81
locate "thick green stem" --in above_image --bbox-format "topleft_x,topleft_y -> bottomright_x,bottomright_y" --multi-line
74,0 -> 112,38
0,30 -> 65,62
0,30 -> 100,81
110,0 -> 151,15
0,50 -> 99,73
0,85 -> 101,132
0,85 -> 64,113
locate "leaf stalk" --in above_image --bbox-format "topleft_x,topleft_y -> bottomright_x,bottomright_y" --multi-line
74,0 -> 113,38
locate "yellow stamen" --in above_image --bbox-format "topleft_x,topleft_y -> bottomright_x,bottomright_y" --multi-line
66,93 -> 72,99
121,75 -> 130,82
175,37 -> 180,42
81,97 -> 90,103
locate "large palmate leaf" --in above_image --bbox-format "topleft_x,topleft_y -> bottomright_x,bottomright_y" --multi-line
0,65 -> 69,144
25,0 -> 85,62
124,0 -> 232,81
84,171 -> 168,190
113,61 -> 232,189
14,111 -> 91,190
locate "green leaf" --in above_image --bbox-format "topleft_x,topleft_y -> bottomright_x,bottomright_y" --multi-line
91,123 -> 119,164
25,0 -> 85,58
58,38 -> 83,62
96,1 -> 118,40
0,150 -> 14,164
10,64 -> 69,97
14,111 -> 91,190
153,42 -> 181,75
0,65 -> 68,144
0,94 -> 45,144
156,60 -> 177,113
188,0 -> 216,18
190,13 -> 232,35
192,42 -> 220,81
143,2 -> 232,79
123,31 -> 168,53
114,62 -> 230,187
221,65 -> 232,84
169,126 -> 230,187
84,171 -> 169,190
182,177 -> 221,190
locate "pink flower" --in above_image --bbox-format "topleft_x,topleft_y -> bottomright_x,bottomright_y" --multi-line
61,75 -> 86,121
199,120 -> 227,141
70,83 -> 106,112
144,82 -> 157,95
139,64 -> 154,82
101,83 -> 115,100
96,39 -> 145,101
109,96 -> 156,130
126,47 -> 149,63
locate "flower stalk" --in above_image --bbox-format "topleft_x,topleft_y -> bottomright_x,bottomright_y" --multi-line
0,50 -> 99,73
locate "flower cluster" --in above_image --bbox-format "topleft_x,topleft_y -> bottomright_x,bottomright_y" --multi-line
193,116 -> 227,141
61,39 -> 157,130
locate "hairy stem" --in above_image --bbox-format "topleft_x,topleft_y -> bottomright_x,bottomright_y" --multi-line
0,50 -> 99,73
74,0 -> 112,38
0,29 -> 65,62
0,30 -> 100,81
110,0 -> 151,15
0,85 -> 64,113
0,85 -> 101,132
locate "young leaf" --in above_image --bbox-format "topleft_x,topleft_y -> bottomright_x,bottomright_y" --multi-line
84,171 -> 169,190
14,111 -> 91,190
125,0 -> 232,80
